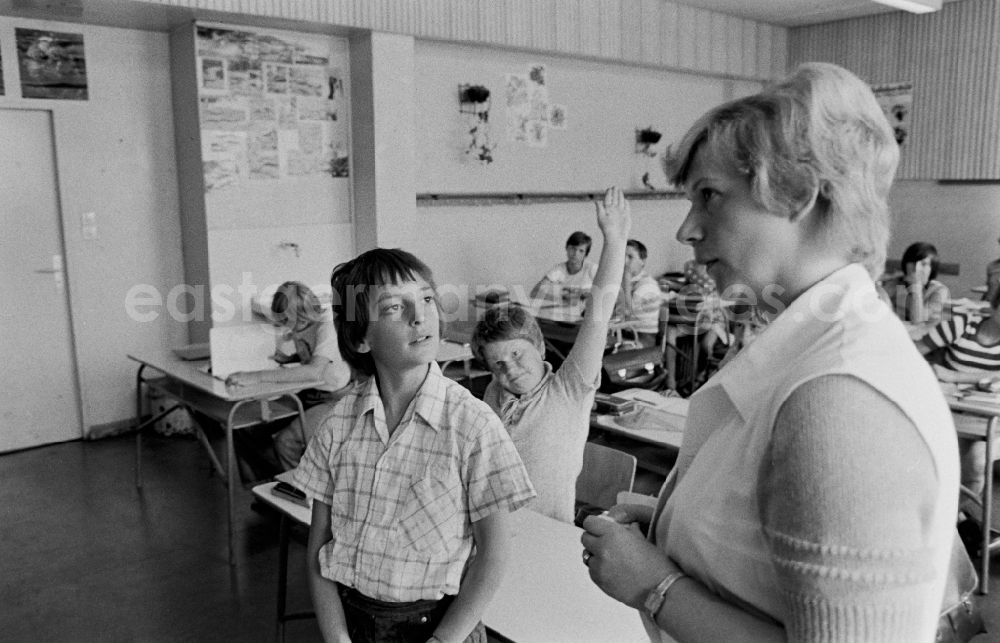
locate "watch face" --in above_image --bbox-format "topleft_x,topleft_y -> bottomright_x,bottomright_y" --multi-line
644,588 -> 664,619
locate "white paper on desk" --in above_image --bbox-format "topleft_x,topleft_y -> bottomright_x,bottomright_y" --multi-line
616,406 -> 686,433
209,324 -> 281,379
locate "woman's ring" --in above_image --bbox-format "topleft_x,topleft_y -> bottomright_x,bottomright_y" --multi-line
582,550 -> 593,566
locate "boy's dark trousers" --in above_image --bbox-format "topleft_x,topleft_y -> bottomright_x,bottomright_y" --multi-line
337,584 -> 487,643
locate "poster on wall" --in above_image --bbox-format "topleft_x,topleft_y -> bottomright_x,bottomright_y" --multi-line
195,25 -> 347,193
505,63 -> 551,147
872,81 -> 912,147
15,28 -> 88,100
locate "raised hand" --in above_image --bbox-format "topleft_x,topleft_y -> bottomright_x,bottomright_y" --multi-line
594,186 -> 631,243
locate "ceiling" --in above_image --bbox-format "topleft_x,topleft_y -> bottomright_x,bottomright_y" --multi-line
676,0 -> 963,27
0,0 -> 967,32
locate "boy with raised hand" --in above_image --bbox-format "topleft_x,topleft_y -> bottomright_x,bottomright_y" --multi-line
471,187 -> 631,523
291,248 -> 535,643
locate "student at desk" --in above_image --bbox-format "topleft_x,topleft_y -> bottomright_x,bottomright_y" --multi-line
471,187 -> 630,523
290,249 -> 535,643
882,241 -> 950,324
530,230 -> 598,301
920,289 -> 1000,524
225,281 -> 353,470
614,239 -> 663,347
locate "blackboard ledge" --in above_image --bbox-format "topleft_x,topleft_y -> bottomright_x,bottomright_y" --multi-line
416,190 -> 684,207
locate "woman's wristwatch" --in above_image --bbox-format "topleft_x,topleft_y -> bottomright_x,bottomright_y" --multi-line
644,570 -> 688,620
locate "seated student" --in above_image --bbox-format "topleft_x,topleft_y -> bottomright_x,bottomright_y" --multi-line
471,187 -> 630,523
614,239 -> 663,347
530,230 -> 598,301
290,248 -> 535,643
920,288 -> 1000,522
884,241 -> 950,324
225,281 -> 354,471
985,234 -> 1000,304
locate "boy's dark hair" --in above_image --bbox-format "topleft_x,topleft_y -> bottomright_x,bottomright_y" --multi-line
626,239 -> 648,261
901,242 -> 940,282
566,231 -> 593,256
330,248 -> 438,377
470,304 -> 545,363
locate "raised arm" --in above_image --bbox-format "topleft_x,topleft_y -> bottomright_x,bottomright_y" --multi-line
570,187 -> 631,382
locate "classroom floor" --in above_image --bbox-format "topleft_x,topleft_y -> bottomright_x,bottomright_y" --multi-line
1,431 -> 999,642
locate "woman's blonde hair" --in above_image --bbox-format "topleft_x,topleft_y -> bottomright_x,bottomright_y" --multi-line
665,62 -> 899,277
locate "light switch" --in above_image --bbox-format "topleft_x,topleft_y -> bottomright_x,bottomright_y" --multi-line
81,212 -> 97,239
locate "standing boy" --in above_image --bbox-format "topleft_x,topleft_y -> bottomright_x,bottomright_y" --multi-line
471,187 -> 630,523
291,249 -> 535,643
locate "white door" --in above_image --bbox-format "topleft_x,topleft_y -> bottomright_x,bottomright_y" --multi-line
0,109 -> 82,451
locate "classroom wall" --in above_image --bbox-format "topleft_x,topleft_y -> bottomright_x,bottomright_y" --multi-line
404,40 -> 761,313
1,1 -> 774,435
889,181 -> 1000,299
789,0 -> 1000,299
0,17 -> 186,435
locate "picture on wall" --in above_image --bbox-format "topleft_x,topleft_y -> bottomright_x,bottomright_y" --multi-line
872,81 -> 913,147
506,63 -> 552,147
195,25 -> 346,192
15,28 -> 88,100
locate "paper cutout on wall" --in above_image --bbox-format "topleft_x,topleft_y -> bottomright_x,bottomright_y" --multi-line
195,25 -> 347,192
872,81 -> 913,147
506,63 -> 551,147
16,28 -> 87,100
549,104 -> 567,130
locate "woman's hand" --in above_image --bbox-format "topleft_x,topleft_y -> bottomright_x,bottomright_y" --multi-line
595,186 -> 631,244
225,371 -> 260,387
580,513 -> 672,609
606,502 -> 655,530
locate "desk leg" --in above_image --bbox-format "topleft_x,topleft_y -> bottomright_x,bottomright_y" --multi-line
224,403 -> 245,566
981,417 -> 997,594
277,513 -> 290,643
135,364 -> 148,488
665,326 -> 677,391
133,365 -> 183,489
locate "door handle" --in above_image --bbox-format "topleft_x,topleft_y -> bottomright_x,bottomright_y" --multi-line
34,268 -> 60,274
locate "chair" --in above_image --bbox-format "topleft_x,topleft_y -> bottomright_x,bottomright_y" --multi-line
574,443 -> 637,526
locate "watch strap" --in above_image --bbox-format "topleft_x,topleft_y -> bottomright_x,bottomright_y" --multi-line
644,570 -> 687,621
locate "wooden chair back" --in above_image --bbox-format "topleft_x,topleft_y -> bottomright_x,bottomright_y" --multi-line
576,442 -> 637,510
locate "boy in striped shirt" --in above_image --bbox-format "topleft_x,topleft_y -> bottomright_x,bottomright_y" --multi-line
921,290 -> 1000,518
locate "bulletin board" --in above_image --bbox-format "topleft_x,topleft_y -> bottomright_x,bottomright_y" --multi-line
194,22 -> 352,230
414,40 -> 758,197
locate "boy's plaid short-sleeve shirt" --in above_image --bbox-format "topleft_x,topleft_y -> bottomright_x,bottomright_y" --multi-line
291,362 -> 535,602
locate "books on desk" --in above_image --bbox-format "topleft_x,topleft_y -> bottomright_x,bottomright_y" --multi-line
593,392 -> 636,416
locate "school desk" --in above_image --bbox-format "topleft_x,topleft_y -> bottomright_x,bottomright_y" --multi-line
590,388 -> 688,450
251,481 -> 651,643
941,383 -> 1000,594
129,349 -> 320,565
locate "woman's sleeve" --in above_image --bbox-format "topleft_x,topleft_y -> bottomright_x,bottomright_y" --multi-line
760,375 -> 942,641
